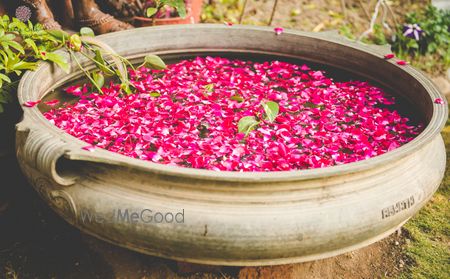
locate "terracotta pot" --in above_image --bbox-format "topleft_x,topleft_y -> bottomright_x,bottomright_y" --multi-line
133,0 -> 202,26
16,25 -> 447,266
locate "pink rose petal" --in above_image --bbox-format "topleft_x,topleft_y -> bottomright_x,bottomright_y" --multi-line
396,60 -> 408,66
434,98 -> 444,104
81,145 -> 96,152
23,100 -> 41,107
43,56 -> 422,172
274,27 -> 284,35
44,99 -> 60,107
384,53 -> 395,59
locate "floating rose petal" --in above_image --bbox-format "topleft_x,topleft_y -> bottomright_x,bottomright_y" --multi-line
23,100 -> 41,107
224,21 -> 233,26
396,60 -> 408,66
82,145 -> 96,152
384,53 -> 395,59
44,56 -> 422,172
44,99 -> 60,107
274,27 -> 284,35
434,98 -> 444,104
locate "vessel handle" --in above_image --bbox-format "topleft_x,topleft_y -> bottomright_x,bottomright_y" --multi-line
16,123 -> 77,186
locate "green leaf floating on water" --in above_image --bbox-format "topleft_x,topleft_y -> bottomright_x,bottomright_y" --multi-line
238,116 -> 259,135
262,101 -> 279,123
143,54 -> 167,70
230,94 -> 244,102
204,83 -> 214,92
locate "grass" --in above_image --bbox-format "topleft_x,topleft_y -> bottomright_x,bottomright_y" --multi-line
398,116 -> 450,279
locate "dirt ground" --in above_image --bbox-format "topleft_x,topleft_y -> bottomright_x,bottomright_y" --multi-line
205,0 -> 426,34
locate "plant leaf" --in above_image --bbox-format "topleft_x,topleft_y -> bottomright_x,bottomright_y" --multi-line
146,7 -> 158,18
80,27 -> 95,37
46,29 -> 69,41
91,71 -> 105,89
24,38 -> 39,55
238,116 -> 259,135
45,52 -> 70,73
230,94 -> 244,102
204,83 -> 214,92
161,0 -> 186,18
262,101 -> 279,122
0,73 -> 11,84
94,49 -> 115,76
143,54 -> 166,70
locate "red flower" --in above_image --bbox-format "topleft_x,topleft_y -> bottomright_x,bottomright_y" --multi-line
396,60 -> 408,65
384,53 -> 395,59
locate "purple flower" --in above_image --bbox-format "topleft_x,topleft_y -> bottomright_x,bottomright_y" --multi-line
403,24 -> 423,41
15,6 -> 32,22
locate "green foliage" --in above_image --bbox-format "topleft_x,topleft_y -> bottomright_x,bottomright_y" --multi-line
146,7 -> 158,18
0,15 -> 167,113
338,24 -> 355,40
238,115 -> 258,135
391,5 -> 450,70
238,101 -> 280,136
261,101 -> 279,123
0,15 -> 66,113
146,0 -> 187,22
161,0 -> 186,18
141,54 -> 167,70
362,24 -> 388,45
204,83 -> 214,93
79,27 -> 95,37
201,0 -> 240,23
230,94 -> 244,102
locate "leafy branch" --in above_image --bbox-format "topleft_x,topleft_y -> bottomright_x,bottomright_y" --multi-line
0,15 -> 66,112
0,14 -> 168,114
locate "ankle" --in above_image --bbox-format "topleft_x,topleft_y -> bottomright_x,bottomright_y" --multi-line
74,0 -> 102,20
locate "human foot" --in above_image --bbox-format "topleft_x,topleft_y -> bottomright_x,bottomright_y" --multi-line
23,0 -> 61,30
74,0 -> 134,34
